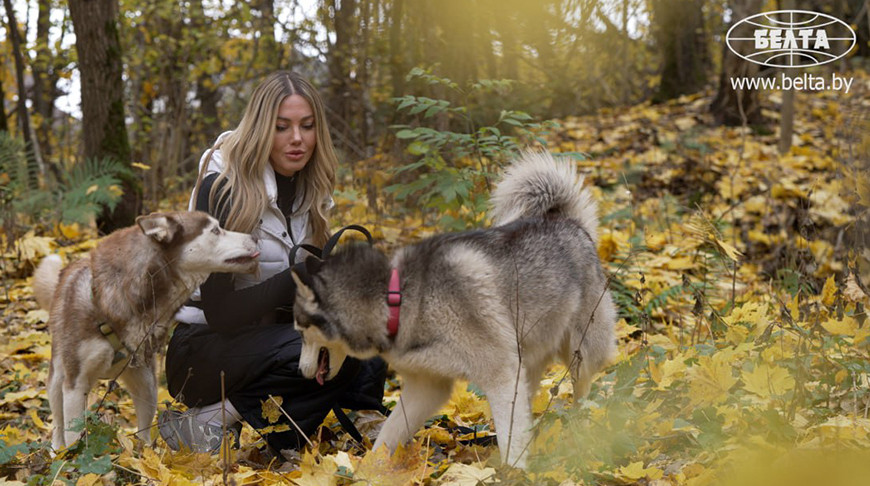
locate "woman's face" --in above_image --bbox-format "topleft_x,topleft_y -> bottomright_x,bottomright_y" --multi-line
269,94 -> 317,177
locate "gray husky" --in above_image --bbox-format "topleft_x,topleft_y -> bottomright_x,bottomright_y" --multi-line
291,151 -> 617,468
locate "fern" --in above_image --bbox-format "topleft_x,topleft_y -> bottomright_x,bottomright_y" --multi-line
1,131 -> 134,231
644,284 -> 693,315
610,277 -> 641,321
0,131 -> 30,200
0,132 -> 37,238
57,157 -> 133,224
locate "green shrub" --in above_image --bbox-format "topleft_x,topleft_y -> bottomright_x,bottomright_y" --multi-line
389,68 -> 559,230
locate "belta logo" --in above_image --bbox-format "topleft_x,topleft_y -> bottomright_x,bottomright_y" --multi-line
726,10 -> 855,68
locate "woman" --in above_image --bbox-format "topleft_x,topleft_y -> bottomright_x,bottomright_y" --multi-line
159,71 -> 385,454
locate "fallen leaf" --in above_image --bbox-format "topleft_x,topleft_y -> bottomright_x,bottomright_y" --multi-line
615,461 -> 664,483
742,363 -> 795,399
821,316 -> 859,337
438,462 -> 497,485
263,395 -> 283,424
355,441 -> 427,486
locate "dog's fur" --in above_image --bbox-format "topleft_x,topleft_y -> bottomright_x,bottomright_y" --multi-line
290,152 -> 617,468
33,211 -> 259,450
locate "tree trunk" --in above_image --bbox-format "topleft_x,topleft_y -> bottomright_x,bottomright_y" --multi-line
326,0 -> 359,152
155,2 -> 187,203
440,0 -> 477,87
778,0 -> 795,153
493,0 -> 521,81
358,0 -> 372,151
0,77 -> 7,132
389,0 -> 406,97
186,0 -> 222,174
69,0 -> 139,233
778,82 -> 794,153
255,0 -> 282,67
3,0 -> 43,187
709,0 -> 765,126
32,0 -> 60,161
653,0 -> 709,101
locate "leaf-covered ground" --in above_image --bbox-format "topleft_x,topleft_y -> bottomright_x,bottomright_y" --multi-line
2,72 -> 869,485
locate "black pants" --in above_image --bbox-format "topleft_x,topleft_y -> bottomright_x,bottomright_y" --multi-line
165,322 -> 385,451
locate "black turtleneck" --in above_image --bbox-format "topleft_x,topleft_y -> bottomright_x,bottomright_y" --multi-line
275,173 -> 297,241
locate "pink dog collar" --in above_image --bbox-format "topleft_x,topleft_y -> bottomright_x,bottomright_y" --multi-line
386,268 -> 401,337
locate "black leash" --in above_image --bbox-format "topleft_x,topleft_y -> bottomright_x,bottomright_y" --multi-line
332,407 -> 364,444
321,224 -> 373,258
289,224 -> 372,265
288,243 -> 322,265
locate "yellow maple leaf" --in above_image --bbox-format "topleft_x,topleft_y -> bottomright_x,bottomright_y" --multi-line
598,232 -> 620,261
725,324 -> 749,345
723,301 -> 766,327
615,461 -> 664,483
419,426 -> 454,445
688,353 -> 737,405
231,466 -> 262,484
28,409 -> 47,431
0,389 -> 43,407
162,447 -> 221,481
57,222 -> 82,240
820,275 -> 837,306
771,181 -> 806,199
654,358 -> 688,390
354,441 -> 426,486
665,255 -> 696,270
743,363 -> 795,399
292,449 -> 339,486
439,463 -> 497,486
615,319 -> 640,340
75,474 -> 102,486
9,232 -> 54,264
821,316 -> 859,337
441,383 -> 492,426
0,425 -> 27,444
262,395 -> 283,424
127,447 -> 173,483
644,231 -> 667,251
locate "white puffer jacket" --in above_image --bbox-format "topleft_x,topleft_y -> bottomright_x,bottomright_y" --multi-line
174,132 -> 332,325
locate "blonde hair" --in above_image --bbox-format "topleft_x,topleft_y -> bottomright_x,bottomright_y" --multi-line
193,71 -> 337,246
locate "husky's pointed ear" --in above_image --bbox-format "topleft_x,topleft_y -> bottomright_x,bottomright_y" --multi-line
291,263 -> 317,304
136,213 -> 180,244
304,255 -> 323,275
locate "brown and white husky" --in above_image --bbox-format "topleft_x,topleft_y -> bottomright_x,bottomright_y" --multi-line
33,211 -> 259,451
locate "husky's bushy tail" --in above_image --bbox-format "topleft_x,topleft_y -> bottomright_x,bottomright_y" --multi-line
33,254 -> 63,310
490,151 -> 599,242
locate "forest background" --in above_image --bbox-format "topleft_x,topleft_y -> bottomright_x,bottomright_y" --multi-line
1,0 -> 870,484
